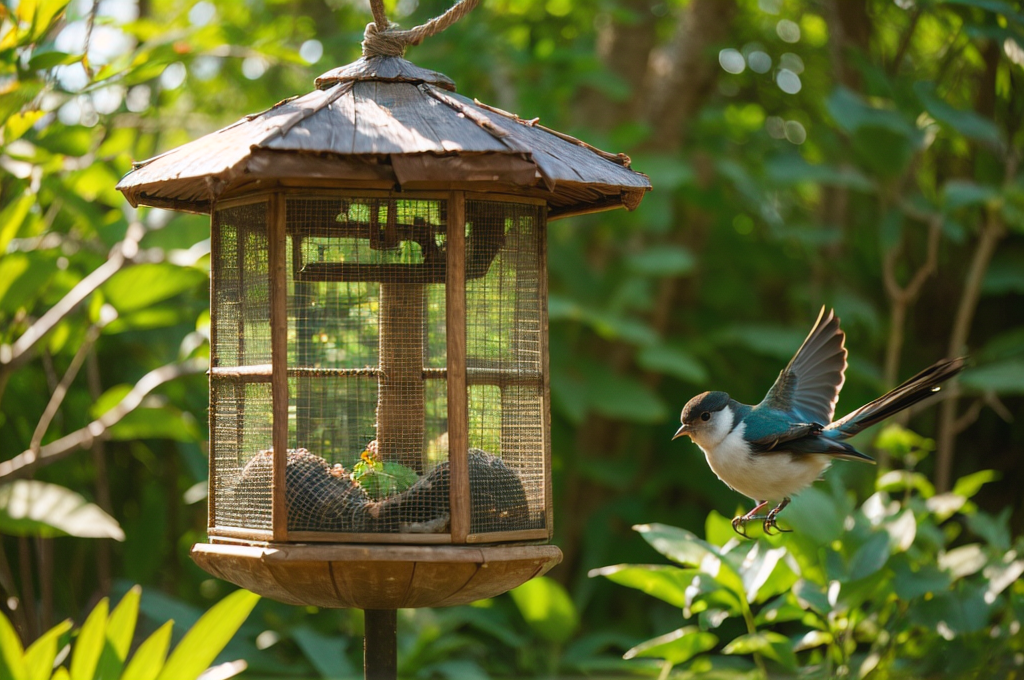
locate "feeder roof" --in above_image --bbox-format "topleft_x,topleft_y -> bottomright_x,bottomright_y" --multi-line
116,56 -> 650,218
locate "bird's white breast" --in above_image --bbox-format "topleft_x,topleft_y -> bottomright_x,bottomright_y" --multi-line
698,411 -> 829,502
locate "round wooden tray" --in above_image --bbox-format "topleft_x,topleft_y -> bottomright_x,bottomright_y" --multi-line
191,542 -> 563,609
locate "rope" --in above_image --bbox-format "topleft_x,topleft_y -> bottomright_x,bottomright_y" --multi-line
363,0 -> 480,58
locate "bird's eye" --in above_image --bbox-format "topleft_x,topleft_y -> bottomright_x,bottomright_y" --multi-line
700,412 -> 711,421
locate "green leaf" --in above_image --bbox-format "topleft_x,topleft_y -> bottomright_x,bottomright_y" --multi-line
27,50 -> 78,70
914,82 -> 1003,147
509,577 -> 579,645
0,481 -> 125,540
0,252 -> 58,314
636,344 -> 708,384
633,524 -> 745,598
120,621 -> 172,680
959,361 -> 1024,394
27,0 -> 70,42
0,610 -> 26,680
952,470 -> 1001,500
876,470 -> 936,498
35,125 -> 94,157
291,626 -> 353,679
625,246 -> 695,277
95,586 -> 140,680
101,264 -> 207,314
352,459 -> 419,500
589,565 -> 694,608
70,598 -> 108,680
891,559 -> 950,600
704,510 -> 737,548
944,180 -> 1000,211
623,626 -> 717,664
778,487 -> 844,544
155,589 -> 258,680
739,543 -> 789,603
107,408 -> 201,443
792,579 -> 831,615
939,544 -> 987,580
723,631 -> 798,670
847,531 -> 891,581
0,192 -> 34,254
24,620 -> 71,680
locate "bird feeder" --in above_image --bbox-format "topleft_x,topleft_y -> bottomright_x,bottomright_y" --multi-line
116,0 -> 648,660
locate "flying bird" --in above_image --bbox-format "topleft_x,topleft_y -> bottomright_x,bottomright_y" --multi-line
673,307 -> 964,537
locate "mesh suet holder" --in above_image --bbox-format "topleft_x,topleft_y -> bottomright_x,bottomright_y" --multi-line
117,0 -> 649,618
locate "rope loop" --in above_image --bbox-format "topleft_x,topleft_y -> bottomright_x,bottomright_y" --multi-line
362,0 -> 479,59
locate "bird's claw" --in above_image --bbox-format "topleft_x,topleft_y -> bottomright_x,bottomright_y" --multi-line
731,498 -> 793,538
762,513 -> 791,535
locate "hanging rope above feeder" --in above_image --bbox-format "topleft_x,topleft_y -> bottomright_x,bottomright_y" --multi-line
361,0 -> 480,58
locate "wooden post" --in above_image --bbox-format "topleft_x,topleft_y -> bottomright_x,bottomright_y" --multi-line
364,609 -> 397,680
446,192 -> 470,543
269,194 -> 289,541
377,282 -> 426,473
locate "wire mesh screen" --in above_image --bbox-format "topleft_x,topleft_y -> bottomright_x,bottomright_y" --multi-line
282,196 -> 453,534
210,203 -> 272,530
212,203 -> 271,367
465,200 -> 547,533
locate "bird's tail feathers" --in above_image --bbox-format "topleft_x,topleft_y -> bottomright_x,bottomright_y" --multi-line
827,357 -> 966,438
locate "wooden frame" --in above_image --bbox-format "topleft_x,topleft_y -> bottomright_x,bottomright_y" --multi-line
446,191 -> 470,543
269,193 -> 289,541
206,188 -> 551,547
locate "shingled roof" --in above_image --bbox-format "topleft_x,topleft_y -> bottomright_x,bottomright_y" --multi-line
116,56 -> 650,218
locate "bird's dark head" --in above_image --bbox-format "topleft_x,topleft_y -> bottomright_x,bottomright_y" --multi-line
674,391 -> 732,443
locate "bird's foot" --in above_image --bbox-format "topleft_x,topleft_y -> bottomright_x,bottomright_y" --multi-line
731,501 -> 771,539
762,498 -> 792,536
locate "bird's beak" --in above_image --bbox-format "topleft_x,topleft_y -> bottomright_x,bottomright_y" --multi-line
672,424 -> 689,440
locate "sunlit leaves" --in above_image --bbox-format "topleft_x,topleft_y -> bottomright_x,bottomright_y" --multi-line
0,480 -> 125,540
509,577 -> 579,645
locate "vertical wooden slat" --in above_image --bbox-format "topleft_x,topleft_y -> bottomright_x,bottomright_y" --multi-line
269,194 -> 289,542
207,209 -> 219,531
446,192 -> 470,543
539,213 -> 554,539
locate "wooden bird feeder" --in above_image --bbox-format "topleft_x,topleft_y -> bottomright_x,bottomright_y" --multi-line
117,2 -> 648,675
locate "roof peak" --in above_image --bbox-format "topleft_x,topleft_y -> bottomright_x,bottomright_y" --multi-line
315,56 -> 456,92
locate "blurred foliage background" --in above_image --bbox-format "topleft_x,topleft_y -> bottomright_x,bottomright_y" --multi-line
1,0 -> 1022,677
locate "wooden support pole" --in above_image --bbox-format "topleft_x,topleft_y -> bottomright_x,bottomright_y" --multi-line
446,192 -> 470,543
269,194 -> 289,541
364,609 -> 397,680
377,282 -> 426,473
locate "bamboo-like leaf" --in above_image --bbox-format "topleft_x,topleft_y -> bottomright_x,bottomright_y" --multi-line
155,590 -> 259,680
95,587 -> 140,680
69,598 -> 108,680
120,621 -> 173,680
0,610 -> 26,680
24,620 -> 71,680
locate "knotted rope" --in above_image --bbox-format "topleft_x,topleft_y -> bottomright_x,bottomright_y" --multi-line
362,0 -> 479,58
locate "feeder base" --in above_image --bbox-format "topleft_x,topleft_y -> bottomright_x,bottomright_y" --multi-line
190,542 -> 562,609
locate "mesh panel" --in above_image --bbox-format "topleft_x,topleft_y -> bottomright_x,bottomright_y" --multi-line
285,197 -> 452,533
213,203 -> 270,367
210,203 -> 272,530
211,381 -> 273,529
465,200 -> 547,532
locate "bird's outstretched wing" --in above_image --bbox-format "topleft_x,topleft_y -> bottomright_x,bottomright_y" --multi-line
757,306 -> 847,425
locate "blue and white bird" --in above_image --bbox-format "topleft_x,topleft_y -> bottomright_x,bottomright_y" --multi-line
673,307 -> 964,537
